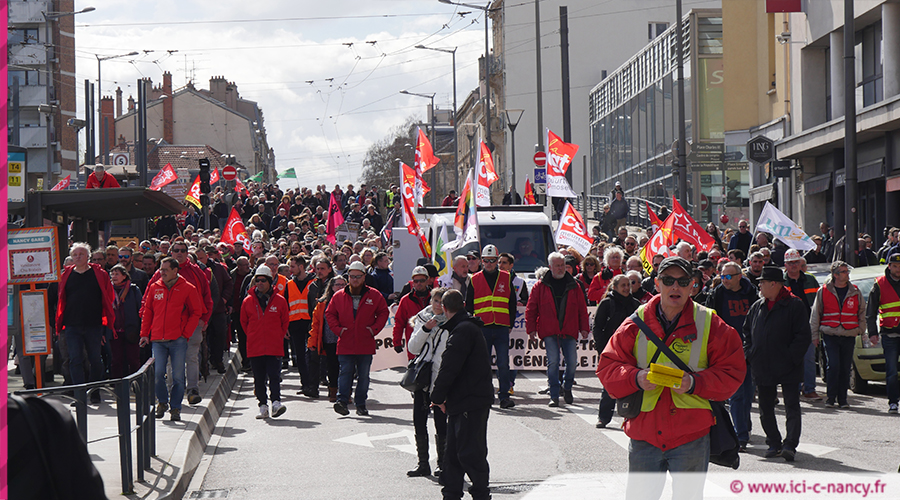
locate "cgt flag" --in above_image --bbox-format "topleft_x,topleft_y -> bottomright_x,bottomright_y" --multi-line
640,214 -> 676,275
326,192 -> 345,245
444,169 -> 479,252
647,202 -> 663,233
415,127 -> 440,173
670,197 -> 716,252
554,201 -> 593,257
222,207 -> 252,252
400,162 -> 432,257
185,175 -> 203,209
50,174 -> 71,191
755,201 -> 816,251
524,178 -> 536,205
545,128 -> 579,198
235,177 -> 249,195
475,141 -> 499,206
150,163 -> 177,191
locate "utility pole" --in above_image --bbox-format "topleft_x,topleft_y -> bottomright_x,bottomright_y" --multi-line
843,0 -> 857,267
560,5 -> 572,192
535,0 -> 544,152
676,0 -> 689,210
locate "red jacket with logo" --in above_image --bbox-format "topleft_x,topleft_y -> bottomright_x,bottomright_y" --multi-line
325,285 -> 390,355
587,267 -> 624,302
240,289 -> 289,358
140,275 -> 203,342
56,264 -> 117,333
150,259 -> 213,324
393,290 -> 430,360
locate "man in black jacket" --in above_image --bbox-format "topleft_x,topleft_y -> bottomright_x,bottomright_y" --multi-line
431,290 -> 494,500
743,267 -> 811,462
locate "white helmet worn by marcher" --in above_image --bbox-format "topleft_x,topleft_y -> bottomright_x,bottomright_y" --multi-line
482,245 -> 499,258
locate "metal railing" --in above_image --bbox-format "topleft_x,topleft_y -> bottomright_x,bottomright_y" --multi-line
15,358 -> 156,495
575,195 -> 665,230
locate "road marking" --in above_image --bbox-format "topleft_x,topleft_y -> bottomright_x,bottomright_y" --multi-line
335,430 -> 416,449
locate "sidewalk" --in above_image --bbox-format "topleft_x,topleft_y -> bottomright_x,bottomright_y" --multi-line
7,350 -> 241,500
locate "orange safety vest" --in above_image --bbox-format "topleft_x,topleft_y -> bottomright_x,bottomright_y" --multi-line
472,270 -> 511,327
287,278 -> 313,321
820,286 -> 860,330
876,275 -> 900,329
274,274 -> 288,297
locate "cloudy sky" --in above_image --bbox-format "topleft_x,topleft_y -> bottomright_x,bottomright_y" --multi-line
74,0 -> 487,189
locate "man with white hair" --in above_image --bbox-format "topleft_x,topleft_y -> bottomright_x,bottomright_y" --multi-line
675,241 -> 694,262
438,256 -> 469,295
525,253 -> 590,406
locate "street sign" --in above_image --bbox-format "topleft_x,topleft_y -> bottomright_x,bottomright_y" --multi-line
223,165 -> 237,181
533,168 -> 546,184
688,142 -> 724,163
7,226 -> 61,284
723,151 -> 744,161
534,183 -> 547,195
533,151 -> 546,167
747,136 -> 775,164
111,152 -> 130,165
772,159 -> 792,178
8,150 -> 26,202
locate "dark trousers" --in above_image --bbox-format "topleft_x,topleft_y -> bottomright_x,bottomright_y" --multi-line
413,388 -> 447,464
598,388 -> 616,423
441,406 -> 490,500
64,325 -> 105,385
308,342 -> 339,388
234,311 -> 248,366
289,320 -> 312,389
207,312 -> 228,369
757,383 -> 802,451
109,336 -> 141,378
823,334 -> 854,405
250,355 -> 282,407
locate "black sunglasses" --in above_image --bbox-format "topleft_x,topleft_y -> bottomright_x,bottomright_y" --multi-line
659,275 -> 693,288
253,277 -> 269,283
171,248 -> 187,253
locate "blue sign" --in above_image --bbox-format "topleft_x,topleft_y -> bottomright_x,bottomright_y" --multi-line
533,168 -> 546,184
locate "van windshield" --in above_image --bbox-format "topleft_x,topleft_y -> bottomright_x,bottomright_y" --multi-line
455,225 -> 556,274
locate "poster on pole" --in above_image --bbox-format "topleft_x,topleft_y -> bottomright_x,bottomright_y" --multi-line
7,226 -> 61,284
20,290 -> 51,356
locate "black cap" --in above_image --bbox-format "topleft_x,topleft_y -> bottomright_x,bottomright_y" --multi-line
657,256 -> 692,276
467,250 -> 481,259
424,263 -> 440,278
888,252 -> 900,264
697,259 -> 714,270
759,266 -> 786,282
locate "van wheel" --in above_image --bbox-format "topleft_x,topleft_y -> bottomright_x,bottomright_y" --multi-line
849,362 -> 868,395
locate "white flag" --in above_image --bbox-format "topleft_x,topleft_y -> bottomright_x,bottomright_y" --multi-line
755,201 -> 816,251
554,201 -> 593,257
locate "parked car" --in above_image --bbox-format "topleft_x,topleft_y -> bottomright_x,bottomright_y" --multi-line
807,264 -> 898,394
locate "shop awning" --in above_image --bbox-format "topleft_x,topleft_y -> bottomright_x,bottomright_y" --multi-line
804,172 -> 831,195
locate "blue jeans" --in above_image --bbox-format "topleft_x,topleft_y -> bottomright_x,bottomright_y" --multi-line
729,364 -> 754,442
627,434 -> 709,500
483,326 -> 511,400
802,343 -> 817,394
64,325 -> 105,385
545,335 -> 577,400
823,334 -> 855,405
882,335 -> 900,405
337,354 -> 372,407
153,337 -> 187,410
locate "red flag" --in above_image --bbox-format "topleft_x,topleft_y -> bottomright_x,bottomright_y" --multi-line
185,175 -> 202,208
415,128 -> 440,173
400,162 -> 431,257
210,167 -> 220,184
222,207 -> 251,252
234,177 -> 248,195
670,196 -> 716,251
475,141 -> 498,206
524,178 -> 536,205
150,163 -> 177,191
554,201 -> 592,256
647,202 -> 663,233
545,128 -> 578,198
326,192 -> 345,245
50,175 -> 71,191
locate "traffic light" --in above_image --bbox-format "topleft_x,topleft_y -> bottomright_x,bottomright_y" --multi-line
198,158 -> 211,194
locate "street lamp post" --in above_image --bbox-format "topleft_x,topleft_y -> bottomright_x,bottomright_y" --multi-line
42,6 -> 95,184
504,109 -> 524,203
438,0 -> 494,153
400,90 -> 438,206
415,45 -> 458,192
97,51 -> 139,165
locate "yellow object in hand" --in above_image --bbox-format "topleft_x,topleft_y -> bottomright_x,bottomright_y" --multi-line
647,363 -> 685,389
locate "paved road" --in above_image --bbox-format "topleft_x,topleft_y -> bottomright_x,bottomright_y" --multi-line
187,366 -> 899,499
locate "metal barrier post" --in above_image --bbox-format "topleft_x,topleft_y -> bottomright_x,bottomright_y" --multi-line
148,360 -> 156,457
116,379 -> 134,494
134,377 -> 146,481
75,388 -> 88,441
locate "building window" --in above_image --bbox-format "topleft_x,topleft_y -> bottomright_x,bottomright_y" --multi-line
649,22 -> 669,41
855,22 -> 883,108
9,28 -> 39,45
824,48 -> 831,121
8,69 -> 40,86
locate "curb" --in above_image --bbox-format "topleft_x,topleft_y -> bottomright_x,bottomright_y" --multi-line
158,351 -> 241,500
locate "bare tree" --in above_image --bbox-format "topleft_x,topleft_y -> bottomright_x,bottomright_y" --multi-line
358,115 -> 419,189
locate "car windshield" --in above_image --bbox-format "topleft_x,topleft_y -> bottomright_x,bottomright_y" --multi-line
455,224 -> 556,274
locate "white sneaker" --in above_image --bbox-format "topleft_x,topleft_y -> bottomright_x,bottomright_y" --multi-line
272,401 -> 286,418
256,405 -> 269,419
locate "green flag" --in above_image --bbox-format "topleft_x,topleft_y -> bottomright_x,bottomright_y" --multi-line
247,172 -> 264,183
278,168 -> 297,179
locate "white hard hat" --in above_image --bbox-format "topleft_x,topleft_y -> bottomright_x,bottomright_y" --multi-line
482,244 -> 499,258
412,266 -> 429,278
348,261 -> 367,273
254,265 -> 273,280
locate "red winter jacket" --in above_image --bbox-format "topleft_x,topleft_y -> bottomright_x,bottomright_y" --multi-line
587,267 -> 623,302
525,274 -> 590,340
393,290 -> 430,360
140,275 -> 203,342
240,289 -> 289,358
150,259 -> 213,323
325,285 -> 390,355
56,264 -> 116,334
596,294 -> 746,450
86,172 -> 121,189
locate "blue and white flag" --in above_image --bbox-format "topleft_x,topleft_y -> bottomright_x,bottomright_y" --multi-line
755,201 -> 816,251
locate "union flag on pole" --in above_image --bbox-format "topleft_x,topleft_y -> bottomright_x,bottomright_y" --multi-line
185,175 -> 203,208
443,169 -> 479,252
221,207 -> 251,252
524,178 -> 536,205
647,202 -> 663,233
325,192 -> 345,245
640,214 -> 676,275
475,141 -> 498,206
150,163 -> 177,191
50,175 -> 71,191
235,177 -> 248,195
415,127 -> 440,173
554,201 -> 592,257
545,128 -> 578,198
670,196 -> 716,251
400,162 -> 431,257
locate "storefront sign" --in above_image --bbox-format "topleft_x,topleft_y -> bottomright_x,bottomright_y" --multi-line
8,226 -> 61,284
